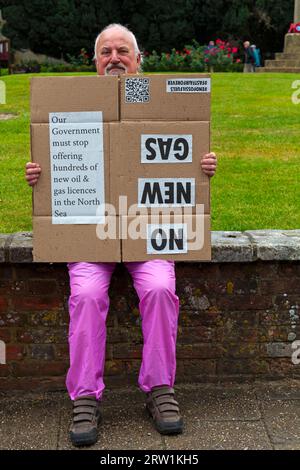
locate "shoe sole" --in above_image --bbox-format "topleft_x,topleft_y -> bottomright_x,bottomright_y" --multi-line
70,428 -> 98,447
146,405 -> 183,435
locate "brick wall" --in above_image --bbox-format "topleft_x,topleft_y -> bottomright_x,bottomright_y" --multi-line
0,230 -> 299,391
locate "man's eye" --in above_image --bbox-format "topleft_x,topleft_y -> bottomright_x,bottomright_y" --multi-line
101,50 -> 110,55
119,49 -> 129,54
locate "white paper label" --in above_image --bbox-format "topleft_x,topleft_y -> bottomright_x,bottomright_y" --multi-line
138,178 -> 195,207
147,224 -> 188,254
141,135 -> 192,163
166,78 -> 211,93
49,112 -> 105,224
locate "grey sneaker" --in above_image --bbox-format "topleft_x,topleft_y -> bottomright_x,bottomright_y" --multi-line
146,386 -> 183,435
70,396 -> 101,447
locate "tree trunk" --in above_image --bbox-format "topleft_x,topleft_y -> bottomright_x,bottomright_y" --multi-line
294,0 -> 300,23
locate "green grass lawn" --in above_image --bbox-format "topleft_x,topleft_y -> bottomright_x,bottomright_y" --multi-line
0,72 -> 299,233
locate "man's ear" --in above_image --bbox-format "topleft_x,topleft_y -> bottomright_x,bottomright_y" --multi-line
136,53 -> 142,72
95,59 -> 100,75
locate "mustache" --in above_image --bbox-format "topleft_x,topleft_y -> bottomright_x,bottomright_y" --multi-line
105,64 -> 127,73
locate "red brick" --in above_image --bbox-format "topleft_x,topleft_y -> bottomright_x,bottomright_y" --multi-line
0,297 -> 9,313
104,359 -> 127,376
243,261 -> 278,279
176,263 -> 220,279
0,365 -> 10,377
277,263 -> 300,278
176,359 -> 216,377
12,296 -> 63,311
27,280 -> 58,295
12,361 -> 68,377
0,376 -> 66,391
16,327 -> 68,344
266,358 -> 297,378
177,343 -> 222,359
178,325 -> 220,343
259,326 -> 299,343
27,310 -> 59,327
219,325 -> 258,343
217,295 -> 273,311
0,312 -> 27,327
220,343 -> 260,358
112,344 -> 142,359
0,328 -> 11,343
14,264 -> 68,281
6,345 -> 26,361
260,279 -> 300,295
217,358 -> 270,376
0,265 -> 14,280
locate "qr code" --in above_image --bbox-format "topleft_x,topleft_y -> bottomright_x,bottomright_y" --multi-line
125,78 -> 150,103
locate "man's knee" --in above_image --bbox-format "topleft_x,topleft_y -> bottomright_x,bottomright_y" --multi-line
70,283 -> 108,307
145,277 -> 176,298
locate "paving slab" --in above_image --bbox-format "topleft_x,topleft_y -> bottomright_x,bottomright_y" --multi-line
164,420 -> 272,450
0,393 -> 61,450
261,400 -> 300,446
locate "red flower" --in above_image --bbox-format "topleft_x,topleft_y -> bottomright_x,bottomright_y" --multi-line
232,47 -> 238,54
236,58 -> 241,63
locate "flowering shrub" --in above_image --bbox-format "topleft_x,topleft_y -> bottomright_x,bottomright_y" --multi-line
143,41 -> 205,72
66,48 -> 91,66
203,39 -> 240,71
142,39 -> 242,72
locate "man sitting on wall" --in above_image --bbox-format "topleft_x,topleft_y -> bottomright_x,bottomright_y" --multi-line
25,23 -> 218,447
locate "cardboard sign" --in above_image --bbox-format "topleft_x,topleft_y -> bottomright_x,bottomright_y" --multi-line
31,74 -> 211,262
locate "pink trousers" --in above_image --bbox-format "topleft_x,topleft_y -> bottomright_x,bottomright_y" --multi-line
66,260 -> 179,400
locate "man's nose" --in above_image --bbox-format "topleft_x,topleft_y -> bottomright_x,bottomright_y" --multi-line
110,50 -> 120,63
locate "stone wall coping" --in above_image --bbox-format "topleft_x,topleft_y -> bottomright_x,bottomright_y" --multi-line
0,230 -> 299,263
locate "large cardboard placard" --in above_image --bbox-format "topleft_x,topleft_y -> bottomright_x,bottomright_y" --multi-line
31,74 -> 212,262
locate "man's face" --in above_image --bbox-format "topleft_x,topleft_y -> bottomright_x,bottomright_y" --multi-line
95,28 -> 141,76
244,41 -> 250,49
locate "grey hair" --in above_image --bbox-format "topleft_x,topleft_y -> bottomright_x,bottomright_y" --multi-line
94,23 -> 141,60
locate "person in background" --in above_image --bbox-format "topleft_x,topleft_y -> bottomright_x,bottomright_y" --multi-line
250,44 -> 261,70
243,40 -> 255,73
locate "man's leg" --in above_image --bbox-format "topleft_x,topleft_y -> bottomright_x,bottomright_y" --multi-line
125,259 -> 182,434
66,261 -> 116,401
125,260 -> 179,392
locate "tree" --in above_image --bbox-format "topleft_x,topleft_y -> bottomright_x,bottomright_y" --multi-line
0,0 -> 295,59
